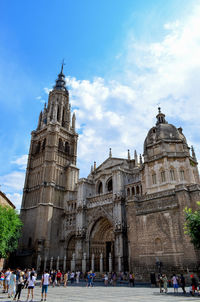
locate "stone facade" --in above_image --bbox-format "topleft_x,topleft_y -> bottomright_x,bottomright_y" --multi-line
19,68 -> 200,279
0,191 -> 15,208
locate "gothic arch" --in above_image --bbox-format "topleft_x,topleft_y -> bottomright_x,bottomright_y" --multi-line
106,177 -> 113,192
86,209 -> 114,241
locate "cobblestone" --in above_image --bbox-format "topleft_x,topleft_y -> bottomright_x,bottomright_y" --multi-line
1,284 -> 199,302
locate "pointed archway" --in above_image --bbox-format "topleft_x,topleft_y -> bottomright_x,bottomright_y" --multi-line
89,217 -> 115,272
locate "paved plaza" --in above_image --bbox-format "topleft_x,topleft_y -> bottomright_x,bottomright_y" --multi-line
1,285 -> 199,302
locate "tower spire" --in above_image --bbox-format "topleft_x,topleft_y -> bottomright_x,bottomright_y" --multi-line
53,62 -> 67,92
156,107 -> 167,125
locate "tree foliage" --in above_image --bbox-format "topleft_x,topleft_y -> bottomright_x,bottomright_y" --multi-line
184,201 -> 200,249
0,205 -> 22,258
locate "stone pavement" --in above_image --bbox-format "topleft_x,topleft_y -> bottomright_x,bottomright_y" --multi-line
0,285 -> 199,302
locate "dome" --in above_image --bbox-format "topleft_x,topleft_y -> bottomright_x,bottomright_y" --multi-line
144,108 -> 187,152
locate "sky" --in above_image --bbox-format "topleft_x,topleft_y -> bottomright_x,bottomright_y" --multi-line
0,0 -> 200,209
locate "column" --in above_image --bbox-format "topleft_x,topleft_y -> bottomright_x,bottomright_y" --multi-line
82,253 -> 86,273
109,253 -> 112,272
56,256 -> 59,271
91,253 -> 95,272
71,253 -> 76,271
44,256 -> 47,271
36,254 -> 41,272
50,257 -> 53,271
63,256 -> 66,273
100,253 -> 103,273
118,256 -> 121,272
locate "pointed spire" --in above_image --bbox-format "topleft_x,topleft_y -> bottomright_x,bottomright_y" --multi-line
91,165 -> 94,173
156,107 -> 167,125
128,149 -> 131,160
94,161 -> 96,170
191,146 -> 197,161
53,63 -> 67,92
134,150 -> 138,165
72,112 -> 76,130
139,154 -> 143,165
37,111 -> 42,130
109,148 -> 112,158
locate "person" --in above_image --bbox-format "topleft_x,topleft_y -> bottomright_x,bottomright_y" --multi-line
4,268 -> 11,293
56,270 -> 62,286
51,270 -> 56,287
158,274 -> 163,293
14,271 -> 24,301
76,271 -> 80,283
8,270 -> 16,298
70,271 -> 75,284
180,274 -> 186,294
63,272 -> 68,287
162,274 -> 168,294
0,270 -> 4,288
104,273 -> 108,287
129,272 -> 134,287
41,269 -> 51,302
172,274 -> 179,294
26,271 -> 36,301
86,271 -> 92,288
191,274 -> 198,296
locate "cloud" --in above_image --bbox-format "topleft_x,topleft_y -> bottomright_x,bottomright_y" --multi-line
11,154 -> 28,170
6,193 -> 22,211
0,171 -> 25,192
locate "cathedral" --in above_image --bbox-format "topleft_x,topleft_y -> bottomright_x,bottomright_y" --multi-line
19,66 -> 200,279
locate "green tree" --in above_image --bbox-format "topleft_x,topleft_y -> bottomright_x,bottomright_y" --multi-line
184,201 -> 200,249
0,205 -> 22,258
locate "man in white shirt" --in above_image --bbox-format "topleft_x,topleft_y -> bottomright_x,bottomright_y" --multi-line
41,270 -> 51,301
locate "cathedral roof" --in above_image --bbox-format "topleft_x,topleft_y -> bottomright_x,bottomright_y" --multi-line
144,108 -> 187,151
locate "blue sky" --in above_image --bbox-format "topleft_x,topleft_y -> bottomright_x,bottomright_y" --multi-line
0,0 -> 200,209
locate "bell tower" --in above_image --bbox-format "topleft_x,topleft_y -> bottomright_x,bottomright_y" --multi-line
19,65 -> 79,266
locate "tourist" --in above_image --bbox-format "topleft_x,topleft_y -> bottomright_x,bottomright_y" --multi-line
162,274 -> 168,294
63,272 -> 68,287
8,270 -> 16,298
180,274 -> 186,294
70,271 -> 75,284
158,274 -> 163,293
4,268 -> 11,293
76,270 -> 80,283
26,271 -> 36,301
104,272 -> 108,287
56,270 -> 62,286
0,270 -> 4,288
172,274 -> 179,294
14,271 -> 24,301
41,269 -> 51,301
86,271 -> 92,287
190,274 -> 198,296
51,270 -> 56,287
129,272 -> 134,287
112,272 -> 117,286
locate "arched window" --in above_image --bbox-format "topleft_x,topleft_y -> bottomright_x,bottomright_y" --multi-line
62,108 -> 65,127
155,238 -> 162,252
170,168 -> 175,181
35,141 -> 41,154
180,169 -> 185,181
97,182 -> 103,194
136,185 -> 140,195
58,138 -> 63,151
42,138 -> 46,150
127,188 -> 130,196
57,105 -> 60,121
160,170 -> 166,183
152,173 -> 157,184
107,178 -> 113,192
65,142 -> 70,154
28,237 -> 32,248
132,187 -> 135,195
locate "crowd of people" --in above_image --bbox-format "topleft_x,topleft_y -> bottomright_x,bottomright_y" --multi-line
157,273 -> 200,296
0,268 -> 200,301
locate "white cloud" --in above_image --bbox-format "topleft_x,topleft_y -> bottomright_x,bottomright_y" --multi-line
11,154 -> 28,170
0,171 -> 25,192
6,193 -> 22,211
